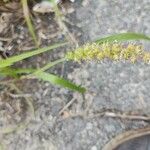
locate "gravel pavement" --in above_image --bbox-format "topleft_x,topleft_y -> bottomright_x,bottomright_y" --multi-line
1,0 -> 150,150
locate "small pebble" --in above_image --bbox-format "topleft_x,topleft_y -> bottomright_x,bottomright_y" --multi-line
86,122 -> 93,130
91,146 -> 97,150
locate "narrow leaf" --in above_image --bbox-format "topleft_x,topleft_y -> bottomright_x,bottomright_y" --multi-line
33,58 -> 66,74
0,67 -> 86,93
95,33 -> 150,44
21,0 -> 38,47
35,72 -> 86,93
0,42 -> 66,68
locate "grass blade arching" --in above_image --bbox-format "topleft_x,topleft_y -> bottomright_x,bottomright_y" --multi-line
95,33 -> 150,44
0,67 -> 86,93
34,71 -> 86,93
0,42 -> 67,68
32,57 -> 66,75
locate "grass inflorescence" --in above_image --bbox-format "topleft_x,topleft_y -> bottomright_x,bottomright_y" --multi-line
66,43 -> 150,63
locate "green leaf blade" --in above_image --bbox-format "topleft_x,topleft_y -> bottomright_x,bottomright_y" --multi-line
0,67 -> 34,78
35,72 -> 86,93
95,33 -> 150,44
0,42 -> 66,68
32,58 -> 66,75
0,67 -> 86,93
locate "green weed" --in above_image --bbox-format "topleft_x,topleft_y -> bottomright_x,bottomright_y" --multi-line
0,33 -> 150,93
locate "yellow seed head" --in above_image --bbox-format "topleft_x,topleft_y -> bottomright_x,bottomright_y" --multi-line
143,52 -> 150,63
65,42 -> 149,63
